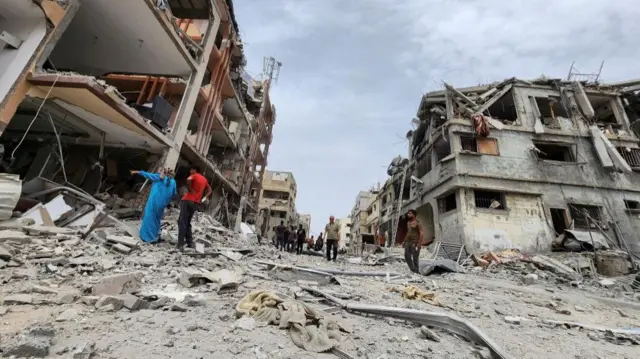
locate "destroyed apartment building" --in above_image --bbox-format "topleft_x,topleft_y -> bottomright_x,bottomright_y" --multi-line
256,170 -> 299,239
386,76 -> 640,258
0,0 -> 276,227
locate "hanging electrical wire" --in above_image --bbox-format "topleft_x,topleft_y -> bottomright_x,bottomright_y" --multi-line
10,73 -> 60,160
46,112 -> 68,183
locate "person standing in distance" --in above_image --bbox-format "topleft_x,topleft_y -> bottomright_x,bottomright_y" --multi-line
404,209 -> 424,273
324,216 -> 340,261
177,165 -> 211,250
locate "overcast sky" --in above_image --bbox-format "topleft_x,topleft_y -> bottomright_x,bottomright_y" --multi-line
234,0 -> 640,234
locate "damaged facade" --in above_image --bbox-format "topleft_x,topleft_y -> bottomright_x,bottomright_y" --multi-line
382,76 -> 640,257
0,0 -> 277,228
256,170 -> 298,239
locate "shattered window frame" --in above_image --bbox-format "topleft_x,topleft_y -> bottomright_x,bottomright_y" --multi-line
533,96 -> 570,127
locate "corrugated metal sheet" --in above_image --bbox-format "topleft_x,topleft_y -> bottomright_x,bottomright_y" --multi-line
565,229 -> 609,249
0,173 -> 21,221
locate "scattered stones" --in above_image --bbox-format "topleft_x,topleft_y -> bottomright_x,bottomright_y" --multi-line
182,294 -> 205,307
522,273 -> 538,285
419,326 -> 440,342
119,294 -> 149,311
3,294 -> 34,305
72,342 -> 95,359
0,244 -> 12,260
95,295 -> 125,311
232,316 -> 256,331
78,296 -> 99,306
504,316 -> 522,325
55,308 -> 79,322
598,278 -> 616,288
472,347 -> 493,359
1,324 -> 56,358
92,272 -> 143,296
170,303 -> 188,312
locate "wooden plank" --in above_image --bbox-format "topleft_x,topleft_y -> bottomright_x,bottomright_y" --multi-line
477,84 -> 513,114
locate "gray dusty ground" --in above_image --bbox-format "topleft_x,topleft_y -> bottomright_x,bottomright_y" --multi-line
1,219 -> 639,359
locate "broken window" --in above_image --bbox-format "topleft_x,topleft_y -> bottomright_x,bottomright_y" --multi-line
535,97 -> 569,128
624,200 -> 640,211
460,136 -> 499,155
549,208 -> 569,235
487,90 -> 518,123
568,204 -> 601,229
263,190 -> 289,200
532,142 -> 575,162
588,95 -> 618,124
434,138 -> 451,162
474,190 -> 506,209
438,192 -> 457,213
616,147 -> 640,169
415,150 -> 432,177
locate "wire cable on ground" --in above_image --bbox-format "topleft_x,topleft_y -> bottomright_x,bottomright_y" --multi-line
46,112 -> 68,183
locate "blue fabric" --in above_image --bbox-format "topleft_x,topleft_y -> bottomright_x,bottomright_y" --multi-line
137,171 -> 177,243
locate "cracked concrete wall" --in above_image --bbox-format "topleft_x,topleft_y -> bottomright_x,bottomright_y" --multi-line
407,85 -> 640,254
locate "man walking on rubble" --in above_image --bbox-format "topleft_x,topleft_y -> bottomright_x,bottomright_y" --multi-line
287,226 -> 297,252
276,221 -> 286,251
177,165 -> 211,250
130,167 -> 177,243
296,224 -> 306,255
324,216 -> 340,261
404,209 -> 424,273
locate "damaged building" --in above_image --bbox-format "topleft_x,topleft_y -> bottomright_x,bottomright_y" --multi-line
393,76 -> 640,257
0,0 -> 276,228
256,170 -> 298,239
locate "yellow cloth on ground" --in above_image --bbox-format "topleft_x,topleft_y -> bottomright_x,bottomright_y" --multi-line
235,290 -> 349,353
389,285 -> 441,306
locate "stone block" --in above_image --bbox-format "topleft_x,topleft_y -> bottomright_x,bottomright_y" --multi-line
91,272 -> 143,295
95,295 -> 124,311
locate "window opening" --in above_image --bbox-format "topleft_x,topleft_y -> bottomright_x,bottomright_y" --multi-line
474,190 -> 506,209
438,192 -> 457,213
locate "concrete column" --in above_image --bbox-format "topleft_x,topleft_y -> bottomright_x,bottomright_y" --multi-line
162,15 -> 220,170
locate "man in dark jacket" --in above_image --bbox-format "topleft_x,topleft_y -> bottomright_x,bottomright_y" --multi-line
276,221 -> 286,251
296,224 -> 307,255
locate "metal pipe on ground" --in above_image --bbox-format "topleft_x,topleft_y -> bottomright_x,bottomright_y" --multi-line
300,287 -> 514,359
298,267 -> 402,277
254,260 -> 339,283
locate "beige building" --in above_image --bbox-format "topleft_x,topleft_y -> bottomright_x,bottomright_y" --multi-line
298,213 -> 311,234
337,216 -> 352,249
257,170 -> 298,239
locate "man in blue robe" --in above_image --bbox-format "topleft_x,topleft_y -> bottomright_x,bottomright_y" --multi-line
130,168 -> 177,243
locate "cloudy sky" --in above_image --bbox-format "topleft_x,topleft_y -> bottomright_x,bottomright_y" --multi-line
234,0 -> 640,234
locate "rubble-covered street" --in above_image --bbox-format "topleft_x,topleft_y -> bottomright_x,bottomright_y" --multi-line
1,210 -> 639,359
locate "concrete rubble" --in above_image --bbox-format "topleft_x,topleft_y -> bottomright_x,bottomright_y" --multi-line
0,200 -> 639,359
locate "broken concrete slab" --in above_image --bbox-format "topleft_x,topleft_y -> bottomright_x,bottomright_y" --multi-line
91,272 -> 143,296
0,244 -> 13,261
209,269 -> 243,291
22,226 -> 77,236
55,308 -> 79,322
1,324 -> 55,358
110,243 -> 133,254
177,268 -> 214,288
3,294 -> 34,305
0,230 -> 32,245
119,294 -> 149,311
233,316 -> 256,331
72,342 -> 95,359
95,295 -> 125,311
106,234 -> 139,248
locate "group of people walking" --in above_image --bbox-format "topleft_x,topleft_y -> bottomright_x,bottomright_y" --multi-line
273,215 -> 342,261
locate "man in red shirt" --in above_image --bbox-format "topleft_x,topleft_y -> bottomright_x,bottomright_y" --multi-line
177,165 -> 212,250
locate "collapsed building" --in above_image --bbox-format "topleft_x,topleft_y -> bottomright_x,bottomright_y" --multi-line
0,0 -> 276,227
387,76 -> 640,257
